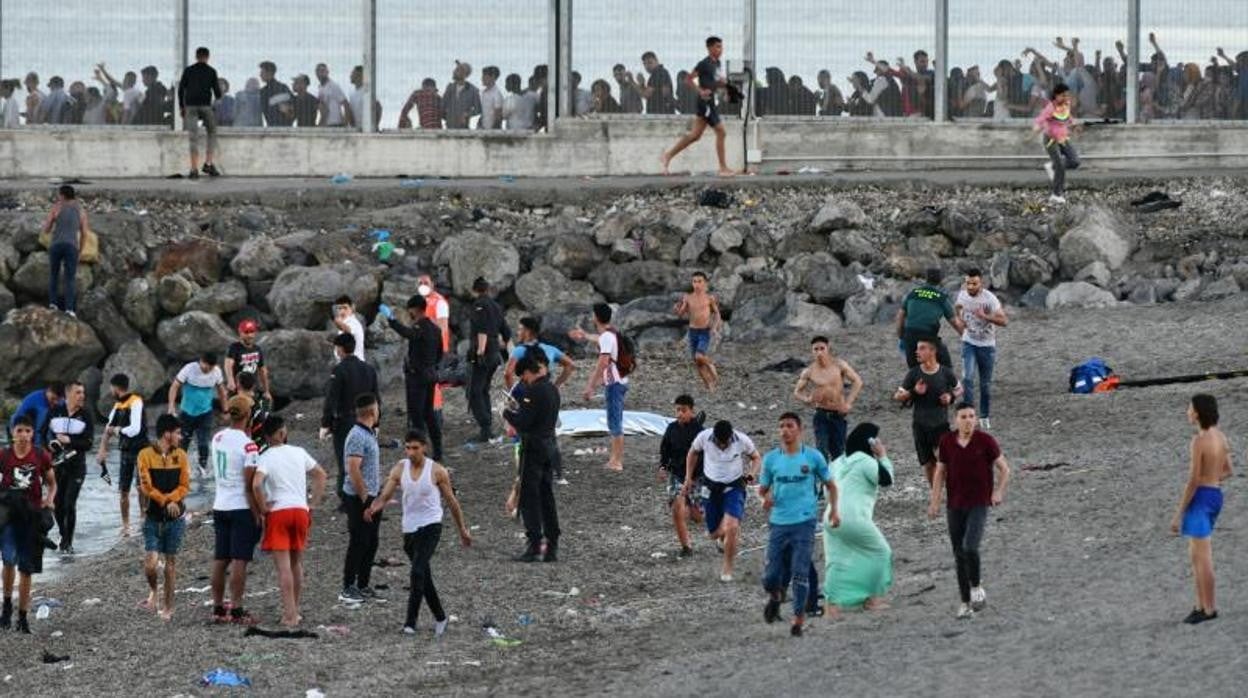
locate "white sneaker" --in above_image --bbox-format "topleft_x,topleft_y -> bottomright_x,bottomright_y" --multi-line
402,625 -> 417,635
719,573 -> 734,583
956,603 -> 974,619
970,586 -> 987,611
1043,161 -> 1054,182
1048,194 -> 1066,205
66,310 -> 77,318
434,618 -> 449,637
979,418 -> 991,431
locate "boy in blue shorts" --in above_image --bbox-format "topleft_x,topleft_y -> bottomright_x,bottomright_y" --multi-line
682,420 -> 760,582
660,36 -> 735,177
674,271 -> 721,392
1171,394 -> 1233,624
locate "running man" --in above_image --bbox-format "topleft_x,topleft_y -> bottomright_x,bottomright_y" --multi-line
927,403 -> 1010,619
224,319 -> 271,402
209,396 -> 263,625
682,420 -> 761,582
954,269 -> 1007,430
570,303 -> 631,472
137,414 -> 191,621
793,336 -> 864,461
673,271 -> 722,392
1171,394 -> 1232,624
97,373 -> 148,535
660,36 -> 735,176
168,351 -> 227,480
894,338 -> 960,485
253,416 -> 327,628
177,46 -> 222,179
367,431 -> 472,635
0,416 -> 55,634
896,268 -> 963,369
1033,83 -> 1080,204
760,412 -> 838,637
45,381 -> 93,554
658,394 -> 706,557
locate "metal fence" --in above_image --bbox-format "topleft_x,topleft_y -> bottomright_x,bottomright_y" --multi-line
0,0 -> 1244,131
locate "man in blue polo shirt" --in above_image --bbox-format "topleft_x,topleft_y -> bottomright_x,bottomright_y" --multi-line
7,384 -> 63,447
503,317 -> 575,392
759,412 -> 839,637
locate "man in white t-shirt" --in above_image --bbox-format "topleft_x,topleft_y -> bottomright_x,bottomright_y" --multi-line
167,352 -> 228,478
331,295 -> 366,363
252,416 -> 327,628
315,63 -> 352,127
570,303 -> 629,472
954,268 -> 1007,430
682,420 -> 761,582
478,66 -> 504,129
209,395 -> 263,625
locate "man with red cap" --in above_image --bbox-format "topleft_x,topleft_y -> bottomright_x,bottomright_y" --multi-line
225,319 -> 272,404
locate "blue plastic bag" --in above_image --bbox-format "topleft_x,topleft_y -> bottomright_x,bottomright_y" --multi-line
201,669 -> 251,688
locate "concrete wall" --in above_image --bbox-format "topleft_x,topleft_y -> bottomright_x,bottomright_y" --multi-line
1,118 -> 1247,178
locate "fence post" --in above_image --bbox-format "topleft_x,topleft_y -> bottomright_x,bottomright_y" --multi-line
1126,0 -> 1140,123
933,0 -> 948,123
174,0 -> 188,132
361,0 -> 376,133
557,0 -> 572,123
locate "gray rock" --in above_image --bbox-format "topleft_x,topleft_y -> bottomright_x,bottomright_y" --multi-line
1200,276 -> 1240,301
1008,253 -> 1052,288
158,270 -> 199,315
379,273 -> 422,311
663,210 -> 698,237
153,239 -> 223,286
1176,253 -> 1203,281
1224,261 -> 1248,289
186,279 -> 248,315
0,241 -> 19,284
635,326 -> 683,351
514,266 -> 602,313
229,237 -> 287,280
587,261 -> 683,302
592,211 -> 639,246
432,231 -> 521,296
1074,261 -> 1112,288
827,230 -> 877,266
267,263 -> 381,330
774,231 -> 827,261
919,235 -> 954,258
679,230 -> 711,267
726,276 -> 788,332
900,207 -> 941,237
10,251 -> 94,300
783,295 -> 843,334
0,286 -> 14,316
709,220 -> 747,253
843,289 -> 882,327
545,234 -> 605,280
1127,280 -> 1158,305
784,253 -> 864,303
810,198 -> 867,233
1045,281 -> 1118,309
1153,278 -> 1180,301
236,207 -> 270,231
609,237 -> 643,263
1058,205 -> 1136,277
122,277 -> 160,335
965,232 -> 1010,257
988,252 -> 1010,291
639,225 -> 683,264
78,288 -> 140,354
0,212 -> 43,254
939,207 -> 977,246
1173,278 -> 1203,302
1018,284 -> 1050,308
0,306 -> 106,391
97,340 -> 167,416
614,294 -> 684,334
258,329 -> 334,399
156,311 -> 236,361
883,255 -> 931,280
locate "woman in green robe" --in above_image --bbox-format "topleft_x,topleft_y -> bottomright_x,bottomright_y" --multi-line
823,423 -> 893,611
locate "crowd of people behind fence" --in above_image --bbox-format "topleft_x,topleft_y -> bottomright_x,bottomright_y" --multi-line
2,33 -> 1247,131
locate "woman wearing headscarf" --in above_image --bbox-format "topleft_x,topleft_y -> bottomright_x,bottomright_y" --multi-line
823,422 -> 893,612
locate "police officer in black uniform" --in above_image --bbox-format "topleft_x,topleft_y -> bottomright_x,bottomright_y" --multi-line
503,355 -> 561,563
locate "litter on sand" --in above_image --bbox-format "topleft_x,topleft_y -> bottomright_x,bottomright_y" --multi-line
200,669 -> 251,687
41,652 -> 70,664
556,410 -> 672,437
81,598 -> 101,606
178,586 -> 211,594
317,625 -> 351,637
244,626 -> 319,640
306,690 -> 326,698
1021,462 -> 1072,472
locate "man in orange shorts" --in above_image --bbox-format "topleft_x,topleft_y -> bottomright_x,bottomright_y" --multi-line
252,416 -> 327,628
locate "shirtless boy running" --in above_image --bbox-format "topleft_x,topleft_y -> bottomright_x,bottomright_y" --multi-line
793,336 -> 864,460
1171,394 -> 1233,624
674,271 -> 722,392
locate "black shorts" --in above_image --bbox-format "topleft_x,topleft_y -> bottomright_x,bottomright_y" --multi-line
213,509 -> 261,562
913,422 -> 950,466
696,98 -> 721,127
118,449 -> 141,493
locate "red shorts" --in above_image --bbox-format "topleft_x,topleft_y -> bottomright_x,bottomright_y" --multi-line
262,508 -> 310,552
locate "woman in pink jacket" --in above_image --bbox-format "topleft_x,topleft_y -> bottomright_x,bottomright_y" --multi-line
1032,83 -> 1080,204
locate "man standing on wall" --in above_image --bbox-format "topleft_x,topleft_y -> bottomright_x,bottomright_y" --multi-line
178,47 -> 222,179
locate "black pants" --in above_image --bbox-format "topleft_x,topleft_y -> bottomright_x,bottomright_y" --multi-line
947,506 -> 988,603
402,523 -> 446,627
53,460 -> 85,549
1044,139 -> 1080,196
519,437 -> 560,549
467,360 -> 499,440
903,330 -> 953,369
332,425 -> 352,501
405,375 -> 442,460
343,496 -> 381,589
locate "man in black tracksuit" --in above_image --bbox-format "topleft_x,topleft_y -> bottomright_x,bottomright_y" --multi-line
321,333 -> 379,504
466,277 -> 511,444
383,295 -> 444,460
503,355 -> 561,563
44,381 -> 94,553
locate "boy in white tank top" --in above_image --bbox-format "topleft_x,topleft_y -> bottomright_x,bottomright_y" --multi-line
367,430 -> 472,636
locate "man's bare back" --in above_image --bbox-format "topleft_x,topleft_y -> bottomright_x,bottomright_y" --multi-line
1191,427 -> 1233,487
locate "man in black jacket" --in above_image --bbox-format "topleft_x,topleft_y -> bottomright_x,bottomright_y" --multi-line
466,277 -> 511,445
658,394 -> 705,558
178,47 -> 222,179
380,295 -> 444,460
45,381 -> 93,554
320,333 -> 378,505
135,66 -> 170,126
503,355 -> 561,563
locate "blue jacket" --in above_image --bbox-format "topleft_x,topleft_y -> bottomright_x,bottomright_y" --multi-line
9,390 -> 55,446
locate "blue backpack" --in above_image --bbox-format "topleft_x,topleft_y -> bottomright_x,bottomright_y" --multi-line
1069,358 -> 1113,394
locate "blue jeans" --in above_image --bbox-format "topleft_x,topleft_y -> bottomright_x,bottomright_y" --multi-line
763,520 -> 815,617
605,382 -> 628,436
48,242 -> 78,312
961,343 -> 996,418
812,410 -> 847,460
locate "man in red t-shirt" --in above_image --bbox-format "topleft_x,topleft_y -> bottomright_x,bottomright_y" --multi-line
927,403 -> 1010,620
0,415 -> 56,634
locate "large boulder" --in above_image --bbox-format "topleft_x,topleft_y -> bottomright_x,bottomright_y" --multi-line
97,340 -> 166,416
156,311 -> 236,360
1045,281 -> 1118,309
1058,205 -> 1136,278
783,295 -> 843,333
827,230 -> 878,266
379,272 -> 422,311
1200,276 -> 1241,301
515,266 -> 602,313
709,220 -> 748,253
0,306 -> 106,391
77,288 -> 140,354
122,277 -> 160,335
614,294 -> 684,334
185,279 -> 248,315
267,263 -> 381,330
679,230 -> 711,267
588,261 -> 683,302
592,211 -> 640,246
545,234 -> 605,280
639,224 -> 685,264
784,253 -> 864,303
0,240 -> 19,283
229,237 -> 287,280
938,207 -> 977,246
810,198 -> 867,233
843,289 -> 883,327
158,270 -> 199,315
726,276 -> 788,331
154,239 -> 222,285
1008,252 -> 1052,288
0,286 -> 13,315
609,238 -> 642,263
10,251 -> 94,300
432,232 -> 520,297
258,329 -> 332,399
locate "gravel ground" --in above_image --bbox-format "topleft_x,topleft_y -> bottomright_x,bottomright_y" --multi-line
5,293 -> 1245,697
